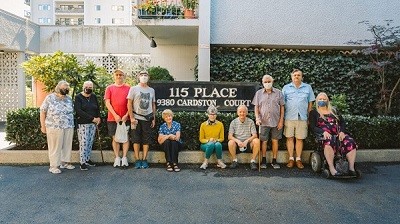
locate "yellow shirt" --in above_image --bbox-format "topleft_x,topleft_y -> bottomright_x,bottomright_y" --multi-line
199,120 -> 224,144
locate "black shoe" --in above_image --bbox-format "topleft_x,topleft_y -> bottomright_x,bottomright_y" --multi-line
80,163 -> 88,171
86,160 -> 96,166
230,161 -> 238,169
348,170 -> 357,177
250,162 -> 258,171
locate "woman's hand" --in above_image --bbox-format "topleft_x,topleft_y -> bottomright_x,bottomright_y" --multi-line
323,131 -> 331,140
338,132 -> 346,141
40,126 -> 46,134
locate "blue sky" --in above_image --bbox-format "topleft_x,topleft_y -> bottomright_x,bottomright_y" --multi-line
0,0 -> 29,18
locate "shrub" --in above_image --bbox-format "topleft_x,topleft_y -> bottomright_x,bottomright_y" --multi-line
147,66 -> 174,81
6,108 -> 400,150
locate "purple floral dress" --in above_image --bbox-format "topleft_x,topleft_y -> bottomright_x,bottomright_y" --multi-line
317,114 -> 357,155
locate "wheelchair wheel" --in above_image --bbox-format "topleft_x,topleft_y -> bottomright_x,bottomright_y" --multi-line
323,168 -> 331,179
310,152 -> 322,173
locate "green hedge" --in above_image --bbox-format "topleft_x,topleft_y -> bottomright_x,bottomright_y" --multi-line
6,108 -> 400,150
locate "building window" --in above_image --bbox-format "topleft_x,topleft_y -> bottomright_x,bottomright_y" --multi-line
95,5 -> 101,11
60,5 -> 73,11
112,18 -> 124,24
95,18 -> 101,24
38,4 -> 51,10
111,5 -> 124,11
38,18 -> 51,24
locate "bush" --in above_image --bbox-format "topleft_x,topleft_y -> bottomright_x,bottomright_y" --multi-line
147,66 -> 174,81
6,108 -> 400,150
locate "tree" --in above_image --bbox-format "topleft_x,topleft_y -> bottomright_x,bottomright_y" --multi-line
349,20 -> 400,115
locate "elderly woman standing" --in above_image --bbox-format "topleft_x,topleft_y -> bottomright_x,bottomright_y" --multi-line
40,80 -> 75,174
74,81 -> 101,171
199,105 -> 226,170
158,109 -> 182,172
309,92 -> 358,176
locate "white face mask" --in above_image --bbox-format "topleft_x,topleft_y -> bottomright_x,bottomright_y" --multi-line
263,83 -> 273,89
139,76 -> 149,84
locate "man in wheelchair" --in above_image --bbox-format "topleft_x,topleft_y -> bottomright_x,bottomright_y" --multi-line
309,92 -> 358,177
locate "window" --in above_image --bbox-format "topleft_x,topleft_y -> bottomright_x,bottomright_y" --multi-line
95,5 -> 101,11
94,18 -> 101,24
111,5 -> 124,11
60,5 -> 73,11
112,18 -> 124,24
38,18 -> 51,24
38,4 -> 51,10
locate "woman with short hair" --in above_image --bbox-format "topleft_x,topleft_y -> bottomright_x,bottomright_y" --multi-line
158,109 -> 182,172
40,80 -> 75,174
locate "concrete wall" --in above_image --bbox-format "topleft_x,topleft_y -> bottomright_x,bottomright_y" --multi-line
150,45 -> 197,81
40,25 -> 150,54
211,0 -> 400,49
0,9 -> 40,53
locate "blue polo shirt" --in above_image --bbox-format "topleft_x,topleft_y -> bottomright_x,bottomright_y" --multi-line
282,82 -> 315,121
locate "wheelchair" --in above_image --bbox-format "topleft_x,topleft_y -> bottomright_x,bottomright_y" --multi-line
310,135 -> 361,179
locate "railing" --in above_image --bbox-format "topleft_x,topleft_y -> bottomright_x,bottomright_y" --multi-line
55,8 -> 84,13
135,0 -> 198,19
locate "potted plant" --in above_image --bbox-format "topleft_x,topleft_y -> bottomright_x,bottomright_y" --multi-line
182,0 -> 198,19
136,0 -> 158,19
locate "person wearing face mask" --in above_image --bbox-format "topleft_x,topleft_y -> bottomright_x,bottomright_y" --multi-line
309,92 -> 358,176
40,80 -> 75,174
199,105 -> 226,170
74,81 -> 101,171
282,69 -> 315,169
252,74 -> 285,169
127,71 -> 156,169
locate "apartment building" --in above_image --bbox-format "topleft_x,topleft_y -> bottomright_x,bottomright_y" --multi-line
25,0 -> 133,25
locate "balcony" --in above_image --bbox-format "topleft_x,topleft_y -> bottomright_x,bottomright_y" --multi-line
134,0 -> 199,45
55,8 -> 84,14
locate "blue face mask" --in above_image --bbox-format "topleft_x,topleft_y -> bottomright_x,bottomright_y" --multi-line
318,100 -> 327,107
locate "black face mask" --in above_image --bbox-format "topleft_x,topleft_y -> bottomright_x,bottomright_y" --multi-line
60,89 -> 69,95
84,88 -> 93,94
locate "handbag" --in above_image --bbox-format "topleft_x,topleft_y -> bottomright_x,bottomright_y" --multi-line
115,122 -> 129,143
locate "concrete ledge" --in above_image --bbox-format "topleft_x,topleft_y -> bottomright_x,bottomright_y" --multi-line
1,148 -> 399,165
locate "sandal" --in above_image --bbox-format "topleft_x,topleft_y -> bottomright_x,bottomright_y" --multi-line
173,164 -> 180,172
49,167 -> 61,174
166,163 -> 173,172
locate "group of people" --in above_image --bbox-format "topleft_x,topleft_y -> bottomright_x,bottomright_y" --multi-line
40,68 -> 357,176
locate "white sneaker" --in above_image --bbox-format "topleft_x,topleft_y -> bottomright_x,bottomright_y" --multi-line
113,157 -> 121,167
121,157 -> 129,167
200,162 -> 208,170
217,160 -> 227,169
60,164 -> 75,170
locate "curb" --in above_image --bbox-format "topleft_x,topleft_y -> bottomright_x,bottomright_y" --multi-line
1,147 -> 400,165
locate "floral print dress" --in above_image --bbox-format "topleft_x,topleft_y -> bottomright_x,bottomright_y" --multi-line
317,114 -> 357,155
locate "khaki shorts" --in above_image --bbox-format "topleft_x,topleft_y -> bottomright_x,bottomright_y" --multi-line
284,120 -> 308,139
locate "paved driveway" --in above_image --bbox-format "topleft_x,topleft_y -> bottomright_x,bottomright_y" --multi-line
0,163 -> 399,224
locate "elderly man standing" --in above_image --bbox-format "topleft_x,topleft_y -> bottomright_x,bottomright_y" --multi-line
228,105 -> 260,170
252,74 -> 284,169
282,69 -> 315,169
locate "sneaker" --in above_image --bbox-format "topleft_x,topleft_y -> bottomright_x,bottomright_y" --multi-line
260,163 -> 267,169
141,160 -> 149,169
217,160 -> 226,169
60,164 -> 75,170
80,163 -> 88,171
271,162 -> 281,169
86,160 -> 96,167
230,161 -> 238,169
135,160 -> 142,169
121,157 -> 129,167
200,162 -> 208,170
250,162 -> 258,171
113,157 -> 121,168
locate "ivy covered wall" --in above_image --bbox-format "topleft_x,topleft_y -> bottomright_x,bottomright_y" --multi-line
210,47 -> 400,116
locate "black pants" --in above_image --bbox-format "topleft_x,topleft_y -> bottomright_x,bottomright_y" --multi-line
162,139 -> 181,164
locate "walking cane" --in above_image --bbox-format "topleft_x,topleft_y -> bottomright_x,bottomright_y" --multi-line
96,125 -> 105,165
258,125 -> 261,172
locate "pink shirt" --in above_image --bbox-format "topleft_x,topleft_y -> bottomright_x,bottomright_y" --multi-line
104,84 -> 131,121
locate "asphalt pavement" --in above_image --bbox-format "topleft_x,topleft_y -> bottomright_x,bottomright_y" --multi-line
0,162 -> 399,224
